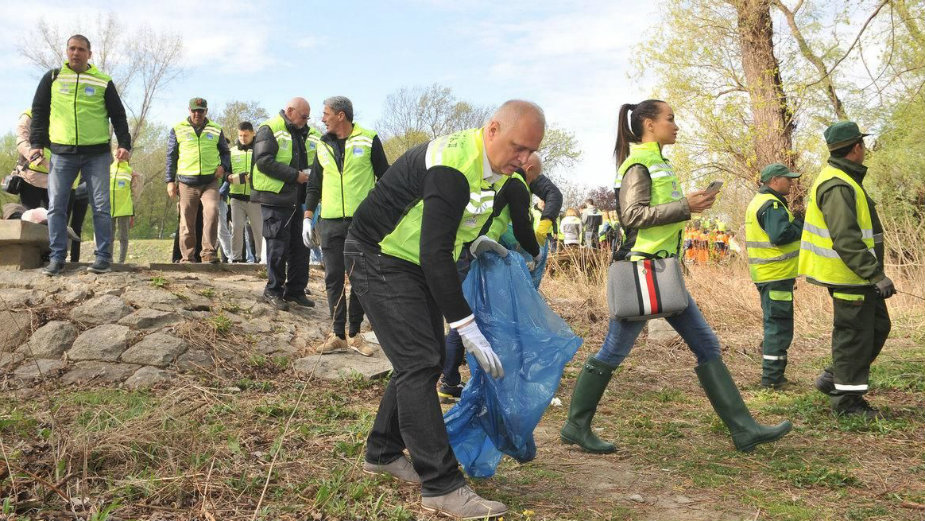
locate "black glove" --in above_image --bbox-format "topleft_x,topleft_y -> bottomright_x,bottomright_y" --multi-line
874,276 -> 895,299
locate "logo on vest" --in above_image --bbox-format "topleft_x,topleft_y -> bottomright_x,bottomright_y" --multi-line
84,86 -> 95,96
353,147 -> 363,156
206,134 -> 214,140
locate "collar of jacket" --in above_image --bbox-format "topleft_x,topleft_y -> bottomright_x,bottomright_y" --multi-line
758,184 -> 789,207
235,140 -> 253,150
827,156 -> 868,183
186,117 -> 209,132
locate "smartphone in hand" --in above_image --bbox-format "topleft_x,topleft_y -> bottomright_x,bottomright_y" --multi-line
704,180 -> 723,194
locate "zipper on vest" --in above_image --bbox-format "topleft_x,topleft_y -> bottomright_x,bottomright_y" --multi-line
73,72 -> 80,145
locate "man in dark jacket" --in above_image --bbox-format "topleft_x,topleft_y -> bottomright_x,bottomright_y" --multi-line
30,34 -> 132,275
251,98 -> 313,311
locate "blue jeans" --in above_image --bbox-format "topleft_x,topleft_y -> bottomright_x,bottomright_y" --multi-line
441,251 -> 474,386
47,152 -> 112,262
531,241 -> 549,289
594,294 -> 722,367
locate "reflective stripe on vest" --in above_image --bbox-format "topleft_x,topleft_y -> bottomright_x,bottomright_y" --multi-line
316,123 -> 378,218
306,128 -> 322,168
798,165 -> 876,286
252,115 -> 292,194
379,128 -> 493,265
49,63 -> 112,146
744,192 -> 800,282
109,160 -> 134,217
229,145 -> 253,196
174,120 -> 223,178
615,142 -> 685,258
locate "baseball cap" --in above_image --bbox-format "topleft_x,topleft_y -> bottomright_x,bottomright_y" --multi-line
824,121 -> 869,151
189,97 -> 208,111
760,163 -> 801,183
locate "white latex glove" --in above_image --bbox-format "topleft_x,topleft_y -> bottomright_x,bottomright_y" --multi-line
469,236 -> 508,258
301,218 -> 316,248
456,320 -> 504,379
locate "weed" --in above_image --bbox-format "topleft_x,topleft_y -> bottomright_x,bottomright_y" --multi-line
198,288 -> 215,298
208,312 -> 232,335
149,276 -> 168,288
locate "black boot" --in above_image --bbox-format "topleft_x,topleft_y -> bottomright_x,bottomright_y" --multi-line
560,357 -> 617,454
696,358 -> 792,452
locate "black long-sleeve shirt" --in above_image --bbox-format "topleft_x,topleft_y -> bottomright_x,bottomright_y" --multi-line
304,129 -> 389,213
350,141 -> 512,323
29,67 -> 131,155
481,176 -> 540,257
250,111 -> 309,207
529,174 -> 563,221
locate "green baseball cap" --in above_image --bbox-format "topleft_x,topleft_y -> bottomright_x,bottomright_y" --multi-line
760,163 -> 801,183
189,97 -> 208,111
824,121 -> 869,151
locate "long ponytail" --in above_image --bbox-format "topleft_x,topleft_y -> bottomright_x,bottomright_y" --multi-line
613,99 -> 666,165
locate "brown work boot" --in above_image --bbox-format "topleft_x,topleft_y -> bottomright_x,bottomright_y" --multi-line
421,485 -> 507,520
317,334 -> 348,354
349,334 -> 376,357
362,454 -> 420,484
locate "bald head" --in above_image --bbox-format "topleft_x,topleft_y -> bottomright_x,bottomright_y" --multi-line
284,97 -> 311,128
483,99 -> 546,175
522,152 -> 543,184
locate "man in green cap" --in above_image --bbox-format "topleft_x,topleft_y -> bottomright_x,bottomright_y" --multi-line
166,97 -> 231,263
744,163 -> 803,389
799,121 -> 894,418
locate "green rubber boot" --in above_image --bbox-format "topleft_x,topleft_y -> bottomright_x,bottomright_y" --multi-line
696,358 -> 793,452
560,357 -> 617,454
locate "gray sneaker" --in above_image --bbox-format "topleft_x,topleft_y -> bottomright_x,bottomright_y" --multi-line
87,259 -> 111,274
421,485 -> 508,520
362,454 -> 420,484
43,259 -> 64,277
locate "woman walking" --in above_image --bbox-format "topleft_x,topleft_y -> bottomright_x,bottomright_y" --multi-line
560,99 -> 792,453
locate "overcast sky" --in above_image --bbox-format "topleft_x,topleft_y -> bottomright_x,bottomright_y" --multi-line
0,1 -> 661,187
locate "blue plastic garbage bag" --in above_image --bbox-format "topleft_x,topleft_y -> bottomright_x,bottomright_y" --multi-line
444,252 -> 581,478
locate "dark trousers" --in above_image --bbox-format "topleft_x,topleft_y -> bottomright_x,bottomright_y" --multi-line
262,205 -> 308,298
320,218 -> 364,337
441,251 -> 474,387
345,237 -> 466,497
828,286 -> 891,401
756,278 -> 795,385
66,192 -> 89,262
19,182 -> 49,210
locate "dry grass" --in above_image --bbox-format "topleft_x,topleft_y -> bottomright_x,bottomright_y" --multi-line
1,247 -> 923,520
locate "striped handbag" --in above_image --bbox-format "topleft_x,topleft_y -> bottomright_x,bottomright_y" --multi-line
606,256 -> 689,321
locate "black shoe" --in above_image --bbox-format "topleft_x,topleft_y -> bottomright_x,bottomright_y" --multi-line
284,293 -> 315,307
438,379 -> 464,403
834,395 -> 884,420
761,376 -> 791,390
86,259 -> 111,274
263,293 -> 289,311
43,259 -> 64,276
304,288 -> 312,295
815,369 -> 835,395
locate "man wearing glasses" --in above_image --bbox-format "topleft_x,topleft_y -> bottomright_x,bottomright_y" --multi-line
251,98 -> 314,311
799,121 -> 894,419
165,97 -> 231,263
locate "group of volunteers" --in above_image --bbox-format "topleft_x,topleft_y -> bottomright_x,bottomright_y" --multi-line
17,34 -> 897,520
683,217 -> 736,263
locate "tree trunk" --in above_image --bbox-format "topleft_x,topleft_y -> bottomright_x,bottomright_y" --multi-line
731,0 -> 796,173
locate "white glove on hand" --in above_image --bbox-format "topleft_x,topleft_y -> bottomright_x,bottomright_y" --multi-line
470,236 -> 508,258
301,218 -> 316,248
456,320 -> 504,379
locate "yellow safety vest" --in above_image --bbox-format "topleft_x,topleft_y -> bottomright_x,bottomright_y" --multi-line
615,142 -> 685,258
49,63 -> 112,146
229,145 -> 253,197
316,123 -> 378,218
173,119 -> 223,178
252,114 -> 292,194
744,192 -> 799,283
109,160 -> 134,217
379,128 -> 495,264
798,165 -> 877,286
